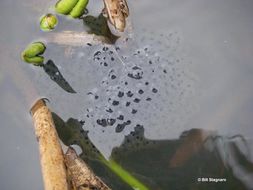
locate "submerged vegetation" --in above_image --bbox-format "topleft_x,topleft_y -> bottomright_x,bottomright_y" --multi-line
52,112 -> 252,190
52,112 -> 150,190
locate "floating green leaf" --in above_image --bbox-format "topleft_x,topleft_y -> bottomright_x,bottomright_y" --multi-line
70,0 -> 89,18
21,42 -> 46,66
40,14 -> 58,31
23,56 -> 44,65
55,0 -> 79,15
55,0 -> 88,18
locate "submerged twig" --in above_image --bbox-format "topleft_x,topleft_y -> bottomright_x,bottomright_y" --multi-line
65,147 -> 111,190
52,113 -> 150,190
30,99 -> 69,190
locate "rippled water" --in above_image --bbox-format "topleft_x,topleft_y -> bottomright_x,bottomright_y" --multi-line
1,0 -> 253,189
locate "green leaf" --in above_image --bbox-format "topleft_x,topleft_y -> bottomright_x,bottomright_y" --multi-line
70,0 -> 89,18
55,0 -> 79,15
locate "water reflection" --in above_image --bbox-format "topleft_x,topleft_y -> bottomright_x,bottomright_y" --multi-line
52,112 -> 253,190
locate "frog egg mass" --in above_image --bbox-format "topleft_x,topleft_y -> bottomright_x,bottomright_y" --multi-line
34,30 -> 196,155
83,31 -> 195,136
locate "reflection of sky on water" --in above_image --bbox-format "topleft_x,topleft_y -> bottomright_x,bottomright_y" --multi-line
1,0 -> 253,189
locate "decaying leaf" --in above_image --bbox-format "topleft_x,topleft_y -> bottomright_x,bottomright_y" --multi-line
103,0 -> 129,32
65,147 -> 112,190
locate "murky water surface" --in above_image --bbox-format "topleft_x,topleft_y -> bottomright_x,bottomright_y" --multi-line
1,0 -> 253,189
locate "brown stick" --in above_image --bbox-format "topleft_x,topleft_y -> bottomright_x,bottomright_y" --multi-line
65,147 -> 111,190
30,99 -> 69,190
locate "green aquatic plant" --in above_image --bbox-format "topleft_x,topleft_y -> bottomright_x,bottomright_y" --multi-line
99,157 -> 150,190
40,14 -> 58,31
70,0 -> 89,18
21,42 -> 46,66
55,0 -> 89,18
55,0 -> 79,15
52,114 -> 150,190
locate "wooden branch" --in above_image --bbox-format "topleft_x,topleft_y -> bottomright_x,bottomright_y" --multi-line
30,99 -> 69,190
65,147 -> 111,190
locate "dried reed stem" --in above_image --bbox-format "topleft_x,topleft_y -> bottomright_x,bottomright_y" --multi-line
30,99 -> 69,190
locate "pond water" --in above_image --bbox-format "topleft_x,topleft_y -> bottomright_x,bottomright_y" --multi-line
1,0 -> 253,189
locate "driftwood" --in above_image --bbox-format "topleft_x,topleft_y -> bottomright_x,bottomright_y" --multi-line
65,147 -> 111,190
30,99 -> 69,190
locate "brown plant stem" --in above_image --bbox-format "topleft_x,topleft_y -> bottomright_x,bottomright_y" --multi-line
30,99 -> 69,190
65,147 -> 111,190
